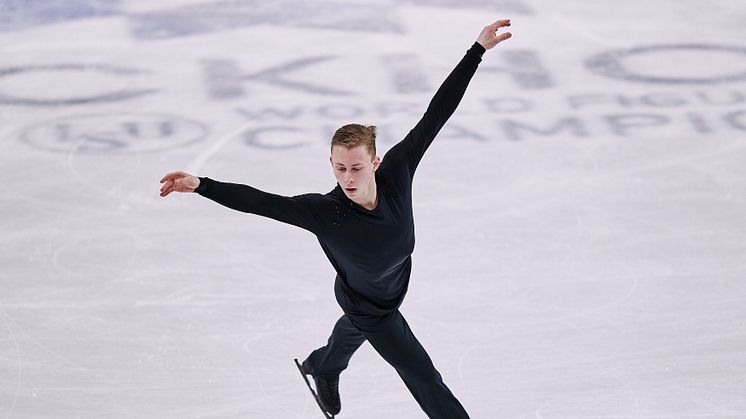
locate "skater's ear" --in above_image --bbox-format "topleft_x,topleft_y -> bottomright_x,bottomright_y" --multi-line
372,155 -> 381,171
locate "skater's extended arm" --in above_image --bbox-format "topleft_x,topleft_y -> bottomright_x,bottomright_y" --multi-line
384,19 -> 512,177
159,171 -> 323,233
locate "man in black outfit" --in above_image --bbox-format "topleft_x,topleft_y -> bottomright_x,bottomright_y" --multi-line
160,19 -> 512,418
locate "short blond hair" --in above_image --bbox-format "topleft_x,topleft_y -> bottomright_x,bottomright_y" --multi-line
331,123 -> 377,158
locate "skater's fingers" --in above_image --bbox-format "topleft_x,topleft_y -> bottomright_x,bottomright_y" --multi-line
496,32 -> 512,43
160,170 -> 189,183
490,19 -> 511,30
160,172 -> 178,183
159,179 -> 174,196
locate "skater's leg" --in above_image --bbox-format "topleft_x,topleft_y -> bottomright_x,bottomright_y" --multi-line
306,314 -> 366,377
357,310 -> 470,419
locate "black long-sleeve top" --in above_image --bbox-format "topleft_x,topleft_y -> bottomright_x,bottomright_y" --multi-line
196,42 -> 486,314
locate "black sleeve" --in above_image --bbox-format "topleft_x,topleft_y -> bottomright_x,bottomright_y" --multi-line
382,42 -> 485,179
195,177 -> 325,234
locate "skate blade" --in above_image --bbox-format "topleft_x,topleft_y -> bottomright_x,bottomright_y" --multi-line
294,359 -> 335,419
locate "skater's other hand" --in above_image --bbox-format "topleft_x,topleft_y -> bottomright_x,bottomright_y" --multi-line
160,171 -> 199,197
477,19 -> 512,50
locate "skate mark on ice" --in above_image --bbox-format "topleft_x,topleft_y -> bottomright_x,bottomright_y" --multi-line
186,121 -> 257,174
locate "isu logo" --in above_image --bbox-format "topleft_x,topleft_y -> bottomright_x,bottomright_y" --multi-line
19,113 -> 208,154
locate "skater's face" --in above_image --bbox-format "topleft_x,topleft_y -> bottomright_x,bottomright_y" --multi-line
330,144 -> 380,204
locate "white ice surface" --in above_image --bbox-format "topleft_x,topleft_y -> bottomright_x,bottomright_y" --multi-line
1,1 -> 745,418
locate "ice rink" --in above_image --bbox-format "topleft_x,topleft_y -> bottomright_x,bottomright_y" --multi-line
1,1 -> 745,418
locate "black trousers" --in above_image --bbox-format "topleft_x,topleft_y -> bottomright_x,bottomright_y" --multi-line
305,309 -> 470,418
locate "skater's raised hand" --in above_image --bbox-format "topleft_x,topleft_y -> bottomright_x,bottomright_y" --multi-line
160,171 -> 200,197
476,19 -> 512,50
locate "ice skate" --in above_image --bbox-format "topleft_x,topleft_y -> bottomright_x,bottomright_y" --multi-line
294,358 -> 341,418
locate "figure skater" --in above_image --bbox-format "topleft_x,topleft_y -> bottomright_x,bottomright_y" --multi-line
160,18 -> 512,418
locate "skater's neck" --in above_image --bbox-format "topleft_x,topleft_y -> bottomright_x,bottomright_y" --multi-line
354,180 -> 378,210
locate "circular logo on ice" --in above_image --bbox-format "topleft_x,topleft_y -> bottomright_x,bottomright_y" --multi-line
19,113 -> 208,154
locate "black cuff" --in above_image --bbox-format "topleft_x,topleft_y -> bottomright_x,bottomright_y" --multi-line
194,176 -> 209,195
468,41 -> 486,59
